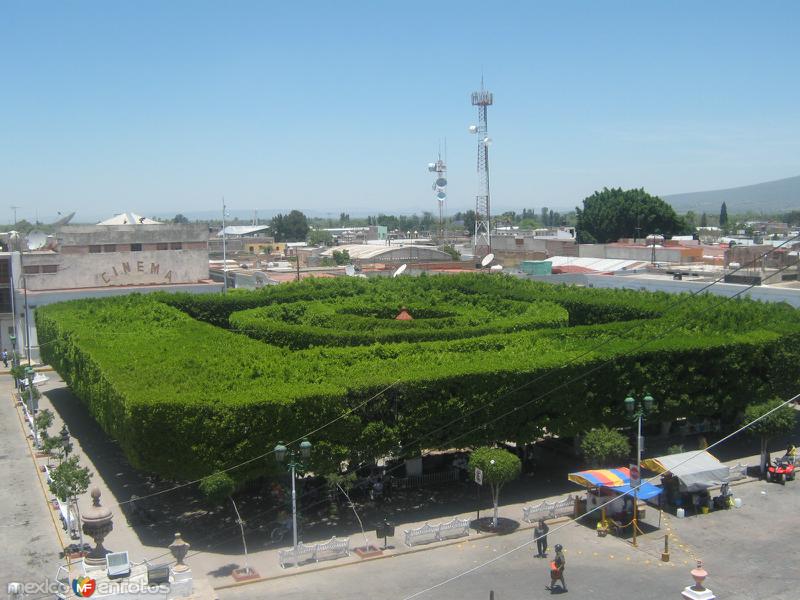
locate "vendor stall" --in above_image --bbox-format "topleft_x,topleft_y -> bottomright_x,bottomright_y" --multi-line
568,468 -> 662,532
642,451 -> 730,492
642,450 -> 730,513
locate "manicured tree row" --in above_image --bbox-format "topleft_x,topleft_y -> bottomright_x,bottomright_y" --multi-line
229,295 -> 568,348
36,278 -> 800,485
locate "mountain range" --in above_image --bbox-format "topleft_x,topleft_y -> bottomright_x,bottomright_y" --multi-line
663,175 -> 800,215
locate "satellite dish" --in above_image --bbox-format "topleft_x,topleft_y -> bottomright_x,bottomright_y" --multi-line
436,191 -> 447,200
392,263 -> 407,278
468,125 -> 478,133
345,264 -> 356,276
435,177 -> 447,188
480,253 -> 495,267
490,264 -> 503,271
26,231 -> 47,250
427,163 -> 436,172
483,137 -> 493,146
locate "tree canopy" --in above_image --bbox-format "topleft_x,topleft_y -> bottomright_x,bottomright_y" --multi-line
48,456 -> 92,502
743,398 -> 796,474
271,210 -> 310,242
575,187 -> 690,244
469,446 -> 521,527
580,426 -> 631,467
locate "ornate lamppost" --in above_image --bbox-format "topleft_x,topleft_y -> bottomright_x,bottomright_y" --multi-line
273,440 -> 312,568
624,393 -> 654,547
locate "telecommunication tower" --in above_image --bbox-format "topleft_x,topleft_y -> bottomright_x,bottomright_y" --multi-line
469,80 -> 493,258
427,154 -> 447,241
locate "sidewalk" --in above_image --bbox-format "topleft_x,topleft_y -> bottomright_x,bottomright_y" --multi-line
18,371 -> 790,595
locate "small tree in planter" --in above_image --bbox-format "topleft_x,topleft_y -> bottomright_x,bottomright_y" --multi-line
34,409 -> 54,452
581,426 -> 631,468
743,399 -> 796,476
49,456 -> 92,553
469,447 -> 521,528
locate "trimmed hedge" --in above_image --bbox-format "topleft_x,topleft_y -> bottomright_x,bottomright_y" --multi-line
37,274 -> 800,484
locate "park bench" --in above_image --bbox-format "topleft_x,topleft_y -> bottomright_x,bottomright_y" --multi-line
403,518 -> 470,547
522,495 -> 575,522
278,537 -> 350,568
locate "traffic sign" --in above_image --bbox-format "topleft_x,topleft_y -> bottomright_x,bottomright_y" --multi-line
475,467 -> 484,486
629,463 -> 640,487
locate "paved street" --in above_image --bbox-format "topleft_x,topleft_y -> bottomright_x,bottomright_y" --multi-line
218,481 -> 800,600
0,377 -> 62,593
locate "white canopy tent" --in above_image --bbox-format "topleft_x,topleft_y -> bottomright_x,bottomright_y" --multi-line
642,451 -> 730,492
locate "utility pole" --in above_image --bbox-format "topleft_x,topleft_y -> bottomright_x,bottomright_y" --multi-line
10,205 -> 19,226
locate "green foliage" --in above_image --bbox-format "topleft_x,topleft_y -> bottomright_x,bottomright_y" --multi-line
199,472 -> 236,504
35,408 -> 54,437
308,229 -> 333,246
172,214 -> 189,224
442,245 -> 461,260
36,274 -> 800,485
575,187 -> 691,243
468,447 -> 521,486
743,399 -> 796,440
271,210 -> 309,242
719,202 -> 729,227
48,456 -> 92,502
332,249 -> 350,265
667,444 -> 685,455
581,426 -> 631,467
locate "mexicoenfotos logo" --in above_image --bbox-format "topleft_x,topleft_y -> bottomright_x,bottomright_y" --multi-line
72,576 -> 97,597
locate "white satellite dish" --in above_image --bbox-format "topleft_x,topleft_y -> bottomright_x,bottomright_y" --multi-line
392,263 -> 407,278
480,253 -> 495,267
490,264 -> 503,271
345,264 -> 356,277
435,177 -> 447,188
468,125 -> 478,133
427,163 -> 436,172
483,137 -> 493,146
26,230 -> 47,250
436,191 -> 447,200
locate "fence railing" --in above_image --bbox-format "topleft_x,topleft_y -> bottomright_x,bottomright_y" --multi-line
392,469 -> 461,490
522,495 -> 575,523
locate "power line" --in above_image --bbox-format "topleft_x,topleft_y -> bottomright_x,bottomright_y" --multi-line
402,392 -> 800,599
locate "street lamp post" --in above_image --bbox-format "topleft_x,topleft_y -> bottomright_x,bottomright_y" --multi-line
624,394 -> 654,548
274,440 -> 312,567
25,366 -> 38,448
60,424 -> 72,460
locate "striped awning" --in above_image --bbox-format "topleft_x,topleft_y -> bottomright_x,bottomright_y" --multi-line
568,468 -> 630,488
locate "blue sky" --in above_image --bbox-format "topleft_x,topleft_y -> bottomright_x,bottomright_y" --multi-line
2,1 -> 799,222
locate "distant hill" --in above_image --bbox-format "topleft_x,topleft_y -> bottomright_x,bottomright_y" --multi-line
664,175 -> 800,215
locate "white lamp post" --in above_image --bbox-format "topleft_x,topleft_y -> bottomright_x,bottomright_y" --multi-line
274,440 -> 312,567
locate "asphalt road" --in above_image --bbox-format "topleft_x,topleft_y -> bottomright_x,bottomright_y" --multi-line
219,480 -> 800,600
0,379 -> 63,594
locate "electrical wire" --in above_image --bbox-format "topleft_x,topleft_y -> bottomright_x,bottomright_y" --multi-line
401,392 -> 800,599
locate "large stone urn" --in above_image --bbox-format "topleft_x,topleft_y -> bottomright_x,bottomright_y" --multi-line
681,561 -> 715,600
81,487 -> 113,567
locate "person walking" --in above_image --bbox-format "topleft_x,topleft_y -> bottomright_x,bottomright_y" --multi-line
534,519 -> 549,557
548,543 -> 566,593
1,349 -> 8,368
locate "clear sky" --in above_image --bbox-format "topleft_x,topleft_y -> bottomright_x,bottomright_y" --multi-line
2,1 -> 799,222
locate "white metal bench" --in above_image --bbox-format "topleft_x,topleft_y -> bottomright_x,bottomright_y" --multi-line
312,536 -> 350,563
278,537 -> 350,568
278,542 -> 316,568
522,495 -> 574,523
403,518 -> 470,547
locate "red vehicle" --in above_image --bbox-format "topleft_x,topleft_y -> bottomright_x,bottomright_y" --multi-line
767,458 -> 796,484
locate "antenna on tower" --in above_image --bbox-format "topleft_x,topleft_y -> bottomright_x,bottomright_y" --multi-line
469,78 -> 493,259
428,150 -> 447,243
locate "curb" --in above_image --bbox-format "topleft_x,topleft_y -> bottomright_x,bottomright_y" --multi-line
212,515 -> 573,591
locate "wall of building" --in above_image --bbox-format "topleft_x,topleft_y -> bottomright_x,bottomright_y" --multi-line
22,249 -> 208,290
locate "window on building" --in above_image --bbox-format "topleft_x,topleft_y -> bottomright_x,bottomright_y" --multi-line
0,289 -> 10,313
0,259 -> 9,284
130,243 -> 143,252
89,245 -> 102,253
23,265 -> 40,274
170,242 -> 182,250
41,265 -> 58,274
102,244 -> 116,252
156,243 -> 169,251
